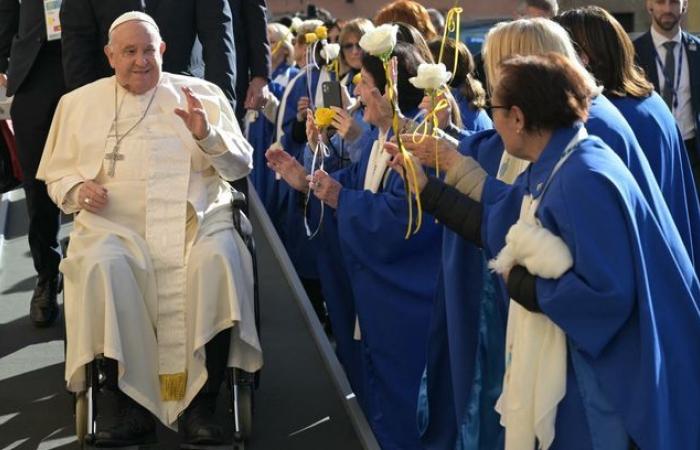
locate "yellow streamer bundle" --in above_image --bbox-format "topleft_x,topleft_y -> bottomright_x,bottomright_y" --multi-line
385,61 -> 423,238
411,94 -> 449,175
437,7 -> 463,85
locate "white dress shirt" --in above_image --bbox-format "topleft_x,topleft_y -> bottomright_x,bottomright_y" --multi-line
651,27 -> 695,140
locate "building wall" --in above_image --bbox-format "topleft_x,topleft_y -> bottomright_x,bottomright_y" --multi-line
689,3 -> 700,33
267,0 -> 657,31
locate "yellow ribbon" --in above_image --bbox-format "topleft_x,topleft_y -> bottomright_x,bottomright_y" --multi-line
385,60 -> 423,239
437,7 -> 463,85
411,93 -> 450,176
326,58 -> 340,79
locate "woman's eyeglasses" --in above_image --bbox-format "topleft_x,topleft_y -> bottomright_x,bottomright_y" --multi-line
342,43 -> 362,51
486,100 -> 509,111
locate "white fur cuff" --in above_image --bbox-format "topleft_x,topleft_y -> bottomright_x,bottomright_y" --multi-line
489,221 -> 573,279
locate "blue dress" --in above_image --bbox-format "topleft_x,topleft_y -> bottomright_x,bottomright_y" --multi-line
610,92 -> 700,274
480,125 -> 700,450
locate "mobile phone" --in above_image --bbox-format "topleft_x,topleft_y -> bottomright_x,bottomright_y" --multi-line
322,81 -> 343,109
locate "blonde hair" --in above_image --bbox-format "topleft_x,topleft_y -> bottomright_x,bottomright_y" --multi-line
268,22 -> 295,66
483,18 -> 595,94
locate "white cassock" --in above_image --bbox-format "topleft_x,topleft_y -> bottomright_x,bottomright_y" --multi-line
36,73 -> 263,426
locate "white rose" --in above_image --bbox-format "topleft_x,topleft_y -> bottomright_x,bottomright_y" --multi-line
409,63 -> 452,91
290,17 -> 303,33
320,43 -> 340,61
298,19 -> 324,35
359,23 -> 398,57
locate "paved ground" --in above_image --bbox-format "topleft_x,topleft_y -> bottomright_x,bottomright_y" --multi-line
0,189 -> 374,450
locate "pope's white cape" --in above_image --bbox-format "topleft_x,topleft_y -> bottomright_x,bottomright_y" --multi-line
36,73 -> 262,425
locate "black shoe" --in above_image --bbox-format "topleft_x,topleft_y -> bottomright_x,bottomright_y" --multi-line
29,274 -> 60,327
180,393 -> 225,445
94,390 -> 157,447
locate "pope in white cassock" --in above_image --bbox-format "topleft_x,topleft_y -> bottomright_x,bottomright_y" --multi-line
36,11 -> 262,447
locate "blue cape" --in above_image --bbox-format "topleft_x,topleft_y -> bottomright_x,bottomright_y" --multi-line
328,127 -> 443,450
610,92 -> 700,275
419,128 -> 507,450
249,63 -> 299,213
482,126 -> 700,449
451,87 -> 493,133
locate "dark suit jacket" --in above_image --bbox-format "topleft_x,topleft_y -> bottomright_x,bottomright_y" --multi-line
634,30 -> 700,154
59,0 -> 237,105
228,0 -> 270,118
0,0 -> 63,96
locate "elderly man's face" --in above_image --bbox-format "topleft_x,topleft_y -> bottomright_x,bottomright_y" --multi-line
105,21 -> 165,94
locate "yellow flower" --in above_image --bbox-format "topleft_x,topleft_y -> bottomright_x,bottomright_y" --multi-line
314,107 -> 336,128
315,25 -> 328,40
352,72 -> 362,85
305,32 -> 318,44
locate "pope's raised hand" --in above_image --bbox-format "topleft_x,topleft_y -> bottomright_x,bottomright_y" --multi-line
174,86 -> 210,140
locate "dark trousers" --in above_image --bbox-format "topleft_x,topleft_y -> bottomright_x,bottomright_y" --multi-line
686,137 -> 699,199
9,42 -> 65,279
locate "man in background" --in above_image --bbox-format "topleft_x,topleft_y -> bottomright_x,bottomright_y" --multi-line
635,0 -> 700,194
0,0 -> 66,326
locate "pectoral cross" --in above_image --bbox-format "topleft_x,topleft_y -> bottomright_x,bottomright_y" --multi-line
104,144 -> 125,177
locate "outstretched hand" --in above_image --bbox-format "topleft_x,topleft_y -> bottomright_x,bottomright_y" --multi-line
396,133 -> 460,171
174,86 -> 210,140
265,145 -> 309,192
309,169 -> 342,209
384,141 -> 428,194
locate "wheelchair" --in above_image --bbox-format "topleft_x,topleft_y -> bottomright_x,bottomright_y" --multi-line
64,187 -> 261,448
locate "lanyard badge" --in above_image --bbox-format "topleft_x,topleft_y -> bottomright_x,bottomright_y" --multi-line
43,0 -> 62,41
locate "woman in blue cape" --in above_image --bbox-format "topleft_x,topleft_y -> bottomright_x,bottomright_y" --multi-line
246,22 -> 299,213
268,41 -> 442,450
555,6 -> 700,274
406,17 -> 682,450
275,19 -> 338,325
392,52 -> 700,450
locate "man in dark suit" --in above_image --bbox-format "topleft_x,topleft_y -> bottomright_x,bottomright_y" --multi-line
634,0 -> 700,193
0,0 -> 66,326
228,0 -> 270,120
59,0 -> 237,107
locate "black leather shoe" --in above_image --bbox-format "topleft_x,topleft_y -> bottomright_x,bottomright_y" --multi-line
29,274 -> 60,327
180,393 -> 225,445
94,390 -> 157,447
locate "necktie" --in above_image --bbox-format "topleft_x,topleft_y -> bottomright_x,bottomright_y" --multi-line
662,41 -> 677,109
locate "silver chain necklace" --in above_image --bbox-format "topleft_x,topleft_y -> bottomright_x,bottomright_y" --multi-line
104,80 -> 159,177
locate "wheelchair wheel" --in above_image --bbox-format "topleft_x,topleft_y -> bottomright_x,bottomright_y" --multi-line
231,377 -> 254,442
75,391 -> 88,446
